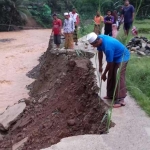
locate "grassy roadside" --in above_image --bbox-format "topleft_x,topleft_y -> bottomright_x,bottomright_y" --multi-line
125,19 -> 150,116
126,55 -> 150,116
135,19 -> 150,39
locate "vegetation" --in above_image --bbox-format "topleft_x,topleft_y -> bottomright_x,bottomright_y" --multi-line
0,0 -> 150,31
28,3 -> 51,28
135,19 -> 150,39
126,55 -> 150,116
0,0 -> 29,31
125,19 -> 150,116
0,0 -> 51,31
78,24 -> 94,38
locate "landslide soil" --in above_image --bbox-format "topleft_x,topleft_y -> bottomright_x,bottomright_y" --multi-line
0,42 -> 110,150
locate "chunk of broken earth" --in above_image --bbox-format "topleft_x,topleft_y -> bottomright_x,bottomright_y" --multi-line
142,42 -> 147,48
0,133 -> 4,140
140,36 -> 148,42
67,60 -> 76,68
140,48 -> 146,52
19,98 -> 30,106
145,50 -> 150,55
12,137 -> 28,150
38,95 -> 48,104
137,51 -> 146,56
0,102 -> 26,131
11,116 -> 32,131
132,38 -> 141,44
67,119 -> 76,126
131,47 -> 137,51
75,59 -> 89,70
146,44 -> 150,50
126,46 -> 131,49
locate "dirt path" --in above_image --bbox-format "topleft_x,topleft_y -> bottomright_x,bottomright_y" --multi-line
0,29 -> 51,114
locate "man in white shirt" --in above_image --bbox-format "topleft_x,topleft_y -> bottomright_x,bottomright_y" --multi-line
69,8 -> 80,45
63,12 -> 75,49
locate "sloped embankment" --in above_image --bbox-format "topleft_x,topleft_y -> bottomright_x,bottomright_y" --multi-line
0,39 -> 109,150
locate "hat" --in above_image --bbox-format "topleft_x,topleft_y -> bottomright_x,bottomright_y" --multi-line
64,12 -> 69,16
87,32 -> 98,44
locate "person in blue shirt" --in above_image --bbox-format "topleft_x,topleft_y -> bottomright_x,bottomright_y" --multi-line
121,0 -> 135,35
87,32 -> 130,108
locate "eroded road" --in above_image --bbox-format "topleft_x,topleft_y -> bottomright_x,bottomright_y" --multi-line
0,29 -> 51,113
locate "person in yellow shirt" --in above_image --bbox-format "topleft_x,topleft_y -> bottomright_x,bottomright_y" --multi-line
94,11 -> 104,34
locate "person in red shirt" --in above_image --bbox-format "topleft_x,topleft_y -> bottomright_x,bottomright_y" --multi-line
52,14 -> 62,49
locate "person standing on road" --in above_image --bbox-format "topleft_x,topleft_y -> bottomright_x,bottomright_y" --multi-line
52,13 -> 62,50
69,8 -> 80,45
87,32 -> 130,108
94,11 -> 104,35
121,0 -> 135,35
63,12 -> 75,49
104,10 -> 114,36
112,10 -> 118,38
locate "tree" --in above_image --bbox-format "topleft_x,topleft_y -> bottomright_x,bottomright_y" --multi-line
0,0 -> 30,31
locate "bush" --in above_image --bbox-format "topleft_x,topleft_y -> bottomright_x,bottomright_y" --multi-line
29,4 -> 52,28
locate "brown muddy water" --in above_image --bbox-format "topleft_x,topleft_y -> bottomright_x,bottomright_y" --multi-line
0,29 -> 51,114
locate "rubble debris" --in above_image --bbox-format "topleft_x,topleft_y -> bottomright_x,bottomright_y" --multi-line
127,36 -> 150,56
0,102 -> 26,131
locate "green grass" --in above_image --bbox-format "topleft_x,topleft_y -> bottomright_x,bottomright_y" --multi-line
116,19 -> 150,116
78,24 -> 94,38
134,19 -> 150,24
116,25 -> 129,44
126,55 -> 150,116
134,19 -> 150,38
125,19 -> 150,116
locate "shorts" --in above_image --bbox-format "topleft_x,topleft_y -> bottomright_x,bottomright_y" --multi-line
124,22 -> 132,31
54,35 -> 61,45
104,30 -> 112,36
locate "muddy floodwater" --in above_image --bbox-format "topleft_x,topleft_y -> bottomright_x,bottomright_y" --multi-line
0,29 -> 51,114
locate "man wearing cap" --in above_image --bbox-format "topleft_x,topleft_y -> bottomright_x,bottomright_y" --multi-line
52,13 -> 62,50
87,32 -> 130,108
69,8 -> 80,45
63,12 -> 75,49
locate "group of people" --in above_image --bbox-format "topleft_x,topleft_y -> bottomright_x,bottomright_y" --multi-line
52,0 -> 135,108
52,0 -> 135,50
94,0 -> 135,36
52,8 -> 79,50
94,10 -> 117,37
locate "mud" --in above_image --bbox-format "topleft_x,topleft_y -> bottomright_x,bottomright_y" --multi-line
0,38 -> 111,149
0,38 -> 16,43
0,29 -> 51,114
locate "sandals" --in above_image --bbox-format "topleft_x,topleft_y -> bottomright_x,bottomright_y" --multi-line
113,99 -> 126,108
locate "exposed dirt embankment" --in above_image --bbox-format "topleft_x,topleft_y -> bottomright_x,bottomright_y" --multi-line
0,41 -> 109,150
